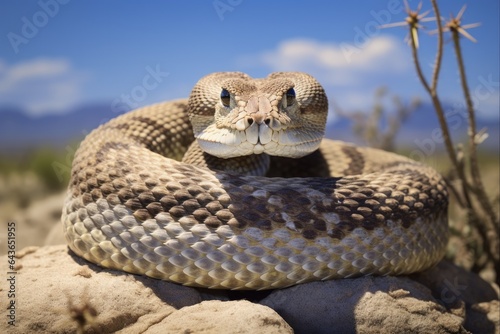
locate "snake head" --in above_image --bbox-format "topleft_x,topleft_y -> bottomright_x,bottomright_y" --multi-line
188,72 -> 328,159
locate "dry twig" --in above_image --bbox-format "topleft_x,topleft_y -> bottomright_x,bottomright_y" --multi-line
382,0 -> 499,284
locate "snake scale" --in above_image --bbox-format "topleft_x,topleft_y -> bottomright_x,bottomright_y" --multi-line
62,72 -> 449,290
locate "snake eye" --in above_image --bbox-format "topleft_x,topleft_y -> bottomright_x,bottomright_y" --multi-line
285,88 -> 296,106
220,89 -> 231,107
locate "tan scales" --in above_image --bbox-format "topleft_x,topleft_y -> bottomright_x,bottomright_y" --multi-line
62,72 -> 448,290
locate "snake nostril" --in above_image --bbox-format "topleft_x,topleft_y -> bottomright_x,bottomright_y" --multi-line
264,118 -> 271,126
247,118 -> 254,126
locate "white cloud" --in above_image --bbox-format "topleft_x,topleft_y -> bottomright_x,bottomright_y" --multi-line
240,35 -> 409,86
337,91 -> 375,111
0,58 -> 88,116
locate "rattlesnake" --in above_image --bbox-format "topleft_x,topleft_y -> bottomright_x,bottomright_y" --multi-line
62,72 -> 448,290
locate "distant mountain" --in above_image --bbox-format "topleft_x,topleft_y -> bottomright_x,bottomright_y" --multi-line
0,103 -> 122,154
0,101 -> 498,156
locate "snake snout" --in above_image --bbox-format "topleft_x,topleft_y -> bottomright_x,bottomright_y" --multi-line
243,95 -> 273,125
246,114 -> 271,126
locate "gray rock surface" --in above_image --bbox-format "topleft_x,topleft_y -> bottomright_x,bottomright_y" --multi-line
146,300 -> 292,334
261,277 -> 466,334
1,245 -> 498,333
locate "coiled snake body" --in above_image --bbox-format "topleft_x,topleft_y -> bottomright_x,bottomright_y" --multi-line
63,72 -> 448,289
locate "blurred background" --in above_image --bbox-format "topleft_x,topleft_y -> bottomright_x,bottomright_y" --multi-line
0,1 -> 498,260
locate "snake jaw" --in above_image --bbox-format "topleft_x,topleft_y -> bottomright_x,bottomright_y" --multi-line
194,123 -> 324,158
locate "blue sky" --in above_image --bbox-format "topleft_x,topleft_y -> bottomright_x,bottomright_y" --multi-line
0,0 -> 498,122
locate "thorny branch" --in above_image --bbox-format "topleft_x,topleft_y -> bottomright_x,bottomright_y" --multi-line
383,0 -> 499,285
447,5 -> 500,270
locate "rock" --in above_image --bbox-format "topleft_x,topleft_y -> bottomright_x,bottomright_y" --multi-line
260,276 -> 466,334
259,260 -> 499,334
146,300 -> 292,334
412,260 -> 498,307
0,245 -> 201,333
1,246 -> 498,334
464,300 -> 500,334
412,260 -> 500,333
